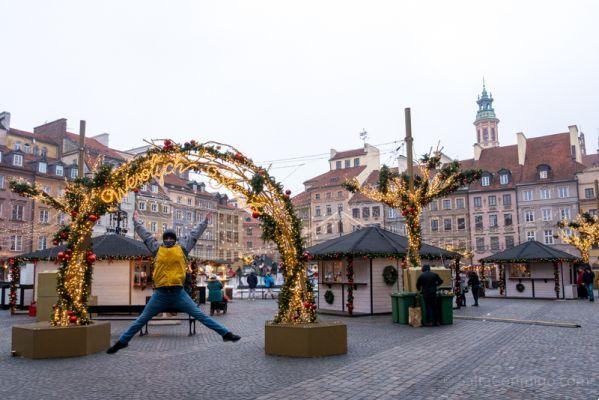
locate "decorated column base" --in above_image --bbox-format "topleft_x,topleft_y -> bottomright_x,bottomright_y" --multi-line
11,321 -> 111,359
265,321 -> 347,357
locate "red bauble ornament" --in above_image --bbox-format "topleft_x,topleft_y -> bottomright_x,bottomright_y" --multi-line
285,189 -> 292,196
60,232 -> 68,239
87,254 -> 97,263
69,315 -> 77,323
53,240 -> 59,246
66,249 -> 73,255
67,310 -> 75,316
57,251 -> 65,259
164,139 -> 172,147
88,214 -> 98,222
252,211 -> 260,219
133,187 -> 139,193
70,211 -> 78,218
9,257 -> 14,264
63,254 -> 71,261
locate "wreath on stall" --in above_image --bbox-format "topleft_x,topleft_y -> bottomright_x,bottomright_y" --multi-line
382,265 -> 398,285
516,283 -> 526,293
324,290 -> 335,304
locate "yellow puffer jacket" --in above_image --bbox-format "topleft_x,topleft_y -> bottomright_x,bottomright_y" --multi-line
153,245 -> 187,288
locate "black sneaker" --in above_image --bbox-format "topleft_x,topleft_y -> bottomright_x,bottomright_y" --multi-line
106,341 -> 128,354
222,332 -> 241,342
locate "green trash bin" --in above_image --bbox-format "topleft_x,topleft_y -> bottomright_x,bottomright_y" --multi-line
439,294 -> 454,325
391,292 -> 417,324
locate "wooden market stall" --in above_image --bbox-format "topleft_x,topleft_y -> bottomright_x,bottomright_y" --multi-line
307,227 -> 459,316
480,240 -> 581,299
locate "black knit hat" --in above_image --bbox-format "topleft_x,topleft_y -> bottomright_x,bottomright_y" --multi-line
162,229 -> 177,241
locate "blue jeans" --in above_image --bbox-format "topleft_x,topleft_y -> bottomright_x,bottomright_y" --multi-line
586,284 -> 595,301
119,287 -> 229,344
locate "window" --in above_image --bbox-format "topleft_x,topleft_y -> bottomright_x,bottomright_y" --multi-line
336,161 -> 342,169
456,198 -> 465,209
541,208 -> 552,221
57,212 -> 65,224
56,165 -> 63,176
490,237 -> 500,251
442,199 -> 452,210
544,229 -> 554,244
473,197 -> 482,208
475,215 -> 483,230
177,226 -> 183,237
326,205 -> 332,216
176,196 -> 182,204
476,237 -> 485,251
247,241 -> 253,249
315,193 -> 320,200
499,173 -> 509,185
352,208 -> 360,218
24,143 -> 30,153
151,203 -> 158,212
431,219 -> 439,232
502,194 -> 512,207
38,162 -> 47,173
353,158 -> 360,167
560,207 -> 571,220
315,206 -> 321,217
42,186 -> 51,194
430,201 -> 438,211
388,208 -> 399,219
585,188 -> 595,199
13,154 -> 23,167
344,160 -> 350,168
138,202 -> 146,211
39,209 -> 49,223
489,214 -> 498,228
504,213 -> 513,226
10,235 -> 23,251
481,175 -> 490,186
362,207 -> 370,219
526,230 -> 536,241
539,170 -> 548,179
523,190 -> 533,201
488,195 -> 497,207
525,210 -> 534,222
70,168 -> 78,179
558,187 -> 569,198
540,188 -> 550,200
372,206 -> 380,218
162,223 -> 168,232
0,175 -> 4,189
150,222 -> 157,232
162,205 -> 169,213
38,236 -> 47,250
326,223 -> 333,234
151,185 -> 158,193
175,210 -> 182,220
316,226 -> 322,235
457,217 -> 465,230
443,218 -> 452,231
505,236 -> 515,249
326,192 -> 331,199
41,147 -> 47,157
12,204 -> 24,221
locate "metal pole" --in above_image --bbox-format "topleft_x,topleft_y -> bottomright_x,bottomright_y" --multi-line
405,108 -> 414,191
78,120 -> 86,178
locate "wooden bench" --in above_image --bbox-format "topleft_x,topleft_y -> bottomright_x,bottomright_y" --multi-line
88,305 -> 197,336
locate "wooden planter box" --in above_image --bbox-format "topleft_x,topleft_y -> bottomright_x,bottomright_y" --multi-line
265,321 -> 347,357
12,321 -> 111,359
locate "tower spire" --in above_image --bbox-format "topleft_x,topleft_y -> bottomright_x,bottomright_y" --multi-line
474,81 -> 499,149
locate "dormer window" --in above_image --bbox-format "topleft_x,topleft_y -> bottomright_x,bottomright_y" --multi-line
336,161 -> 342,169
13,154 -> 23,167
151,184 -> 158,193
353,158 -> 360,167
344,159 -> 350,168
38,162 -> 47,173
498,169 -> 510,185
24,143 -> 31,153
481,174 -> 491,187
540,170 -> 547,179
537,164 -> 551,180
41,147 -> 47,157
56,165 -> 64,176
14,141 -> 21,151
70,168 -> 78,179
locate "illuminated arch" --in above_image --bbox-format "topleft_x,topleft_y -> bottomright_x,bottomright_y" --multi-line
11,140 -> 316,326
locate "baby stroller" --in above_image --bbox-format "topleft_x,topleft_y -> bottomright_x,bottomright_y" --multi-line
210,294 -> 229,316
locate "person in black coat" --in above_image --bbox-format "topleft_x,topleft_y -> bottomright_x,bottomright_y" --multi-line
416,265 -> 443,326
246,270 -> 258,301
582,267 -> 595,302
467,271 -> 481,306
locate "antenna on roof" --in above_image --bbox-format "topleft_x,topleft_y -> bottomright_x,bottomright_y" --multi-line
359,129 -> 368,144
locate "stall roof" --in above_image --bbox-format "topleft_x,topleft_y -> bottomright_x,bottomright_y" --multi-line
307,227 -> 459,260
480,240 -> 580,264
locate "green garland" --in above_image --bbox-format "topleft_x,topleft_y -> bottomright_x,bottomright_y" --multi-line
382,265 -> 398,285
324,290 -> 334,304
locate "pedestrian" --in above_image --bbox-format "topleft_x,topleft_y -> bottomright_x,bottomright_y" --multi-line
582,266 -> 595,302
106,211 -> 240,354
468,271 -> 481,307
247,269 -> 258,301
577,267 -> 588,299
416,265 -> 443,326
207,275 -> 225,315
459,272 -> 468,307
235,266 -> 244,288
264,272 -> 275,299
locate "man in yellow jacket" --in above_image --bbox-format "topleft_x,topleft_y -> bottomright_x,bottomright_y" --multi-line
107,211 -> 240,354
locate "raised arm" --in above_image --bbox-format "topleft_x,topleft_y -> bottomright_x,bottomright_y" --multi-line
181,212 -> 211,255
133,211 -> 159,256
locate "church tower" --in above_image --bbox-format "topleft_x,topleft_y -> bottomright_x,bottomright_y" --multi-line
474,80 -> 499,148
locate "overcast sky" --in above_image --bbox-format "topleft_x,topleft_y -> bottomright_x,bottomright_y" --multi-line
2,1 -> 598,194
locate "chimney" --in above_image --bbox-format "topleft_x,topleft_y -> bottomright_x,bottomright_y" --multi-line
568,125 -> 582,163
92,133 -> 109,147
516,132 -> 526,166
0,111 -> 10,146
473,143 -> 483,161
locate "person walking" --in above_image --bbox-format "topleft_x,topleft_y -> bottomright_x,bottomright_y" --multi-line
235,266 -> 244,288
577,267 -> 588,299
247,270 -> 258,301
106,211 -> 240,354
264,272 -> 275,299
207,275 -> 225,315
416,265 -> 443,326
468,271 -> 481,307
582,266 -> 595,302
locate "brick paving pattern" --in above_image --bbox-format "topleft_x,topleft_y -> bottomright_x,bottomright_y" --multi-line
1,297 -> 597,399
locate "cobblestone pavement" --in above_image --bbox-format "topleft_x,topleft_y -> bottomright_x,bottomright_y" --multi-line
1,297 -> 598,400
